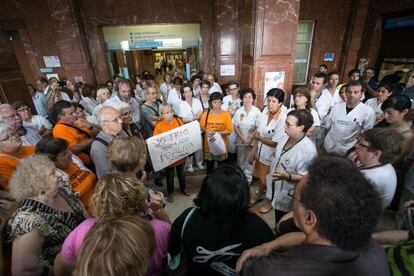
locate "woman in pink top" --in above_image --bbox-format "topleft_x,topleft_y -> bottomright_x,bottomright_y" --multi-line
54,172 -> 171,276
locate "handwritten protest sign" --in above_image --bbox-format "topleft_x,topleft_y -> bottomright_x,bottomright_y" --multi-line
146,121 -> 202,171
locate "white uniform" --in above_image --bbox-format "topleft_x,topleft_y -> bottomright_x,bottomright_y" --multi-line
365,98 -> 383,117
178,98 -> 203,120
233,106 -> 261,181
20,126 -> 41,146
361,164 -> 397,210
266,136 -> 317,212
287,108 -> 320,127
315,89 -> 332,120
208,82 -> 223,94
222,95 -> 242,154
322,87 -> 343,108
167,88 -> 182,115
23,115 -> 52,130
256,106 -> 288,166
80,96 -> 98,116
178,98 -> 204,168
324,102 -> 375,156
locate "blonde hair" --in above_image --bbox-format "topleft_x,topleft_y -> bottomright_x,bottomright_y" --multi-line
75,216 -> 155,276
96,87 -> 110,103
89,172 -> 146,218
158,103 -> 172,115
9,154 -> 56,201
108,136 -> 147,173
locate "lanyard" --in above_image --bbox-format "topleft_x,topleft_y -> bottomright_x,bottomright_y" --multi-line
271,136 -> 305,201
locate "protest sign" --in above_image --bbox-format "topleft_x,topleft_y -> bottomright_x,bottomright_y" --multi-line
146,120 -> 202,171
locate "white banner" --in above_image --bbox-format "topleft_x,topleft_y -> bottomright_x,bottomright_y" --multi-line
146,121 -> 202,171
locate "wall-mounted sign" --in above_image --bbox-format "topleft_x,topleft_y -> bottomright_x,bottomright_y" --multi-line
103,24 -> 200,50
220,64 -> 235,76
74,76 -> 84,83
43,56 -> 61,67
46,73 -> 59,80
323,53 -> 334,61
40,68 -> 53,73
264,71 -> 285,101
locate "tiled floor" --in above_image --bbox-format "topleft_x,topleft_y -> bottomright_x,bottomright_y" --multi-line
148,170 -> 396,231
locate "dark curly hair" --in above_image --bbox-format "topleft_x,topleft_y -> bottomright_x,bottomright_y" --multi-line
194,164 -> 250,229
300,156 -> 382,251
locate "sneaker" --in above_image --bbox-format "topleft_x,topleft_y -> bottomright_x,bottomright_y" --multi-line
187,166 -> 194,173
181,189 -> 190,196
197,163 -> 205,170
167,194 -> 174,202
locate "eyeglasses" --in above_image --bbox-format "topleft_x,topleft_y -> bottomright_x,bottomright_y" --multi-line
285,121 -> 298,128
2,113 -> 20,121
287,188 -> 303,204
103,116 -> 122,123
356,138 -> 371,149
161,110 -> 172,115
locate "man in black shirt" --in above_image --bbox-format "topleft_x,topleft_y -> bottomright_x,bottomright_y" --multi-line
238,156 -> 390,276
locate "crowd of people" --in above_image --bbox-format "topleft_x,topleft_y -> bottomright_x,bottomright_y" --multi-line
0,65 -> 412,275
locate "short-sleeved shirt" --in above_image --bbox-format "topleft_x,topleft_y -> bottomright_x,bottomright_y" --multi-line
62,216 -> 170,276
23,115 -> 52,131
5,183 -> 84,266
324,102 -> 375,156
0,146 -> 35,191
365,98 -> 384,116
169,208 -> 274,276
256,107 -> 287,166
53,121 -> 93,165
141,102 -> 160,139
178,98 -> 203,121
104,95 -> 141,124
221,95 -> 242,116
361,164 -> 397,210
153,118 -> 186,167
20,126 -> 42,146
266,136 -> 317,212
63,161 -> 96,210
232,106 -> 261,146
199,110 -> 233,154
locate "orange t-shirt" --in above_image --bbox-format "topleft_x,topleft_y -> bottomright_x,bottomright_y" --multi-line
64,163 -> 96,210
53,122 -> 93,165
153,118 -> 186,167
200,110 -> 233,153
0,146 -> 35,191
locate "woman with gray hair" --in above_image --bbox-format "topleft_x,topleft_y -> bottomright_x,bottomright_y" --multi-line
4,154 -> 86,275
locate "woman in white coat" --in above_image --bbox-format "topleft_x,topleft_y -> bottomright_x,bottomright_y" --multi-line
178,84 -> 204,171
266,109 -> 317,224
249,88 -> 287,211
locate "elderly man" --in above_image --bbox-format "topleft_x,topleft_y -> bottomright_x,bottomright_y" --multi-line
52,100 -> 99,167
104,78 -> 141,124
238,156 -> 389,275
91,106 -> 125,179
0,104 -> 41,146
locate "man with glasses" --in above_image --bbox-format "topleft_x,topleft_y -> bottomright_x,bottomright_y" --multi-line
347,128 -> 402,210
323,80 -> 375,156
141,87 -> 161,139
0,104 -> 41,146
91,106 -> 126,179
237,156 -> 389,275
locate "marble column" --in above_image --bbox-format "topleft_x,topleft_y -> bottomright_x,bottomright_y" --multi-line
214,0 -> 241,84
241,0 -> 299,107
47,0 -> 95,83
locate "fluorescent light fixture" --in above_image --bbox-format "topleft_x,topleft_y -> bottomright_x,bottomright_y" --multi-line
120,40 -> 130,51
154,38 -> 182,48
